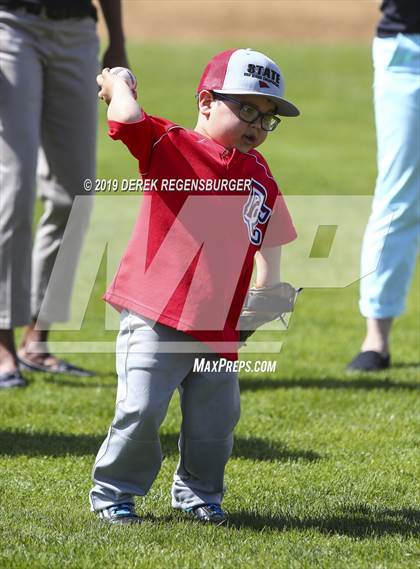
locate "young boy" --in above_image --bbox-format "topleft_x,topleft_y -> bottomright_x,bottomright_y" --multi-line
90,48 -> 299,524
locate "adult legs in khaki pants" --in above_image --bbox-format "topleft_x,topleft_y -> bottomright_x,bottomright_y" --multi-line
0,5 -> 127,387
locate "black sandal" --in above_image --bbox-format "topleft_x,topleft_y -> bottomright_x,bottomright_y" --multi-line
18,357 -> 94,377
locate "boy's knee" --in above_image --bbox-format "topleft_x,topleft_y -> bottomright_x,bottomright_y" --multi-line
113,401 -> 166,440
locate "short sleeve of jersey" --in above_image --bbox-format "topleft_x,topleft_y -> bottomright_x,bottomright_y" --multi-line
108,113 -> 173,175
249,151 -> 297,248
262,193 -> 297,247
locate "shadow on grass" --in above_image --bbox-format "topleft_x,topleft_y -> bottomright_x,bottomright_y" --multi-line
42,376 -> 115,388
138,504 -> 419,538
239,376 -> 420,392
0,430 -> 320,462
391,362 -> 420,369
227,504 -> 420,537
32,365 -> 419,391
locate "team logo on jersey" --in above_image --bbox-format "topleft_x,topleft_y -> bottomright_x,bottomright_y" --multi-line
243,179 -> 272,245
244,64 -> 281,89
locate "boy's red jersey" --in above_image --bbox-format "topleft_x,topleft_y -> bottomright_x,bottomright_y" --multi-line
104,114 -> 296,359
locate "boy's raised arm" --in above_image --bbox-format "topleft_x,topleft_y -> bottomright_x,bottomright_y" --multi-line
97,68 -> 143,123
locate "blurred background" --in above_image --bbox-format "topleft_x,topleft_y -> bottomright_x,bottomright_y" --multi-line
96,1 -> 379,43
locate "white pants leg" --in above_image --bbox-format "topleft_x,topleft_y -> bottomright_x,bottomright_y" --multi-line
171,363 -> 240,510
360,34 -> 420,319
90,311 -> 240,512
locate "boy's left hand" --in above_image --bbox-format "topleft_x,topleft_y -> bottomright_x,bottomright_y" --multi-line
239,282 -> 300,344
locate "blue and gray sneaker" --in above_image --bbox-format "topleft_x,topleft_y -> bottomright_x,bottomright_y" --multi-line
98,502 -> 140,524
185,503 -> 228,525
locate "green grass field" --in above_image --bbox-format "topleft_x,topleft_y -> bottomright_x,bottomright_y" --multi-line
1,43 -> 419,568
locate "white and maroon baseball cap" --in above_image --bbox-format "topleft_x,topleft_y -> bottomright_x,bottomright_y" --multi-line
197,48 -> 300,117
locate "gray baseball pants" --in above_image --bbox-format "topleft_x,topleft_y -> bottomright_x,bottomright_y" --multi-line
90,310 -> 241,512
0,8 -> 98,327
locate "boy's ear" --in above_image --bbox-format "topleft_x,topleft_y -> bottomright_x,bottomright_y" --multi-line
197,90 -> 214,116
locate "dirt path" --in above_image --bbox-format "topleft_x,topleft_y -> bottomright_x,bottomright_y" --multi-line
97,1 -> 380,43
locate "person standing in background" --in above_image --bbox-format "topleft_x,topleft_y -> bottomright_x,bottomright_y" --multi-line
0,0 -> 128,388
348,0 -> 419,372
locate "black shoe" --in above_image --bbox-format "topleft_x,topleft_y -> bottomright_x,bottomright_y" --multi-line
97,502 -> 141,524
18,356 -> 94,377
0,371 -> 27,389
185,503 -> 228,525
347,350 -> 390,372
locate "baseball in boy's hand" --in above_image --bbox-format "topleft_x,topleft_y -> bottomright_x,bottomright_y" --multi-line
109,67 -> 137,90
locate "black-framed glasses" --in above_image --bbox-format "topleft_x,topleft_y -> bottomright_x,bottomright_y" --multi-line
212,92 -> 281,132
